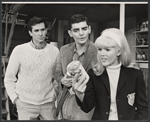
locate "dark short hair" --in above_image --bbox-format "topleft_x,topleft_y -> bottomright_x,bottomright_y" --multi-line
68,14 -> 89,30
27,16 -> 48,32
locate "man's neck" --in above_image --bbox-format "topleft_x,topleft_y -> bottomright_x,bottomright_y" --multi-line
32,39 -> 47,49
75,41 -> 88,55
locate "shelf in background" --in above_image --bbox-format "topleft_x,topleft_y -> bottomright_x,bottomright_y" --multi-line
139,63 -> 148,68
133,45 -> 148,48
135,60 -> 148,63
2,20 -> 26,26
133,61 -> 148,68
133,30 -> 148,34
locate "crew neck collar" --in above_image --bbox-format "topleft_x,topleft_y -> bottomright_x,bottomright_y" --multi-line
106,62 -> 122,69
30,40 -> 47,50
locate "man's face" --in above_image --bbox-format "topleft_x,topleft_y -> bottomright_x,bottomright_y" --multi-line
29,22 -> 47,43
68,21 -> 91,45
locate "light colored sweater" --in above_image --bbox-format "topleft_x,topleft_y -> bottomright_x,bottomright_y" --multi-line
106,63 -> 121,120
4,42 -> 59,105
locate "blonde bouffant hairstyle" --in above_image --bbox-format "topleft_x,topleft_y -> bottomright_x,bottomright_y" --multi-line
93,28 -> 132,76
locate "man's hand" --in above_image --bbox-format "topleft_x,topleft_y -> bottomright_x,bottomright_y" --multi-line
61,74 -> 72,87
14,97 -> 19,104
14,97 -> 21,106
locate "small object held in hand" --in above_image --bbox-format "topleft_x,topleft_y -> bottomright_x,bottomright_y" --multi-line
66,61 -> 87,83
66,71 -> 72,78
67,61 -> 81,75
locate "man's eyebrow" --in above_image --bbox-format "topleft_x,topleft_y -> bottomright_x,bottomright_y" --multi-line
82,26 -> 88,29
72,28 -> 79,31
72,26 -> 88,31
34,29 -> 39,31
34,28 -> 45,31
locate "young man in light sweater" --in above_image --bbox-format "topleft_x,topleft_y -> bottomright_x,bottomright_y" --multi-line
4,16 -> 59,120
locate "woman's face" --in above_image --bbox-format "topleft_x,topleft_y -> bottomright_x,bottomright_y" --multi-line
97,45 -> 120,67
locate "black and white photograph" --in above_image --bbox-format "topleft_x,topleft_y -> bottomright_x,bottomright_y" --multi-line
1,1 -> 148,120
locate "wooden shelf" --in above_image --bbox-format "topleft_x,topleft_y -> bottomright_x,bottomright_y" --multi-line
2,20 -> 26,26
133,29 -> 148,69
133,45 -> 148,48
139,63 -> 148,68
135,60 -> 148,63
133,30 -> 148,34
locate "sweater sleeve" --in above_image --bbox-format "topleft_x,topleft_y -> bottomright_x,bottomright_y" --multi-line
54,48 -> 64,90
4,46 -> 20,104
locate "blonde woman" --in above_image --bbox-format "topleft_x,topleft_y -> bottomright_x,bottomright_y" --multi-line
73,28 -> 148,120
